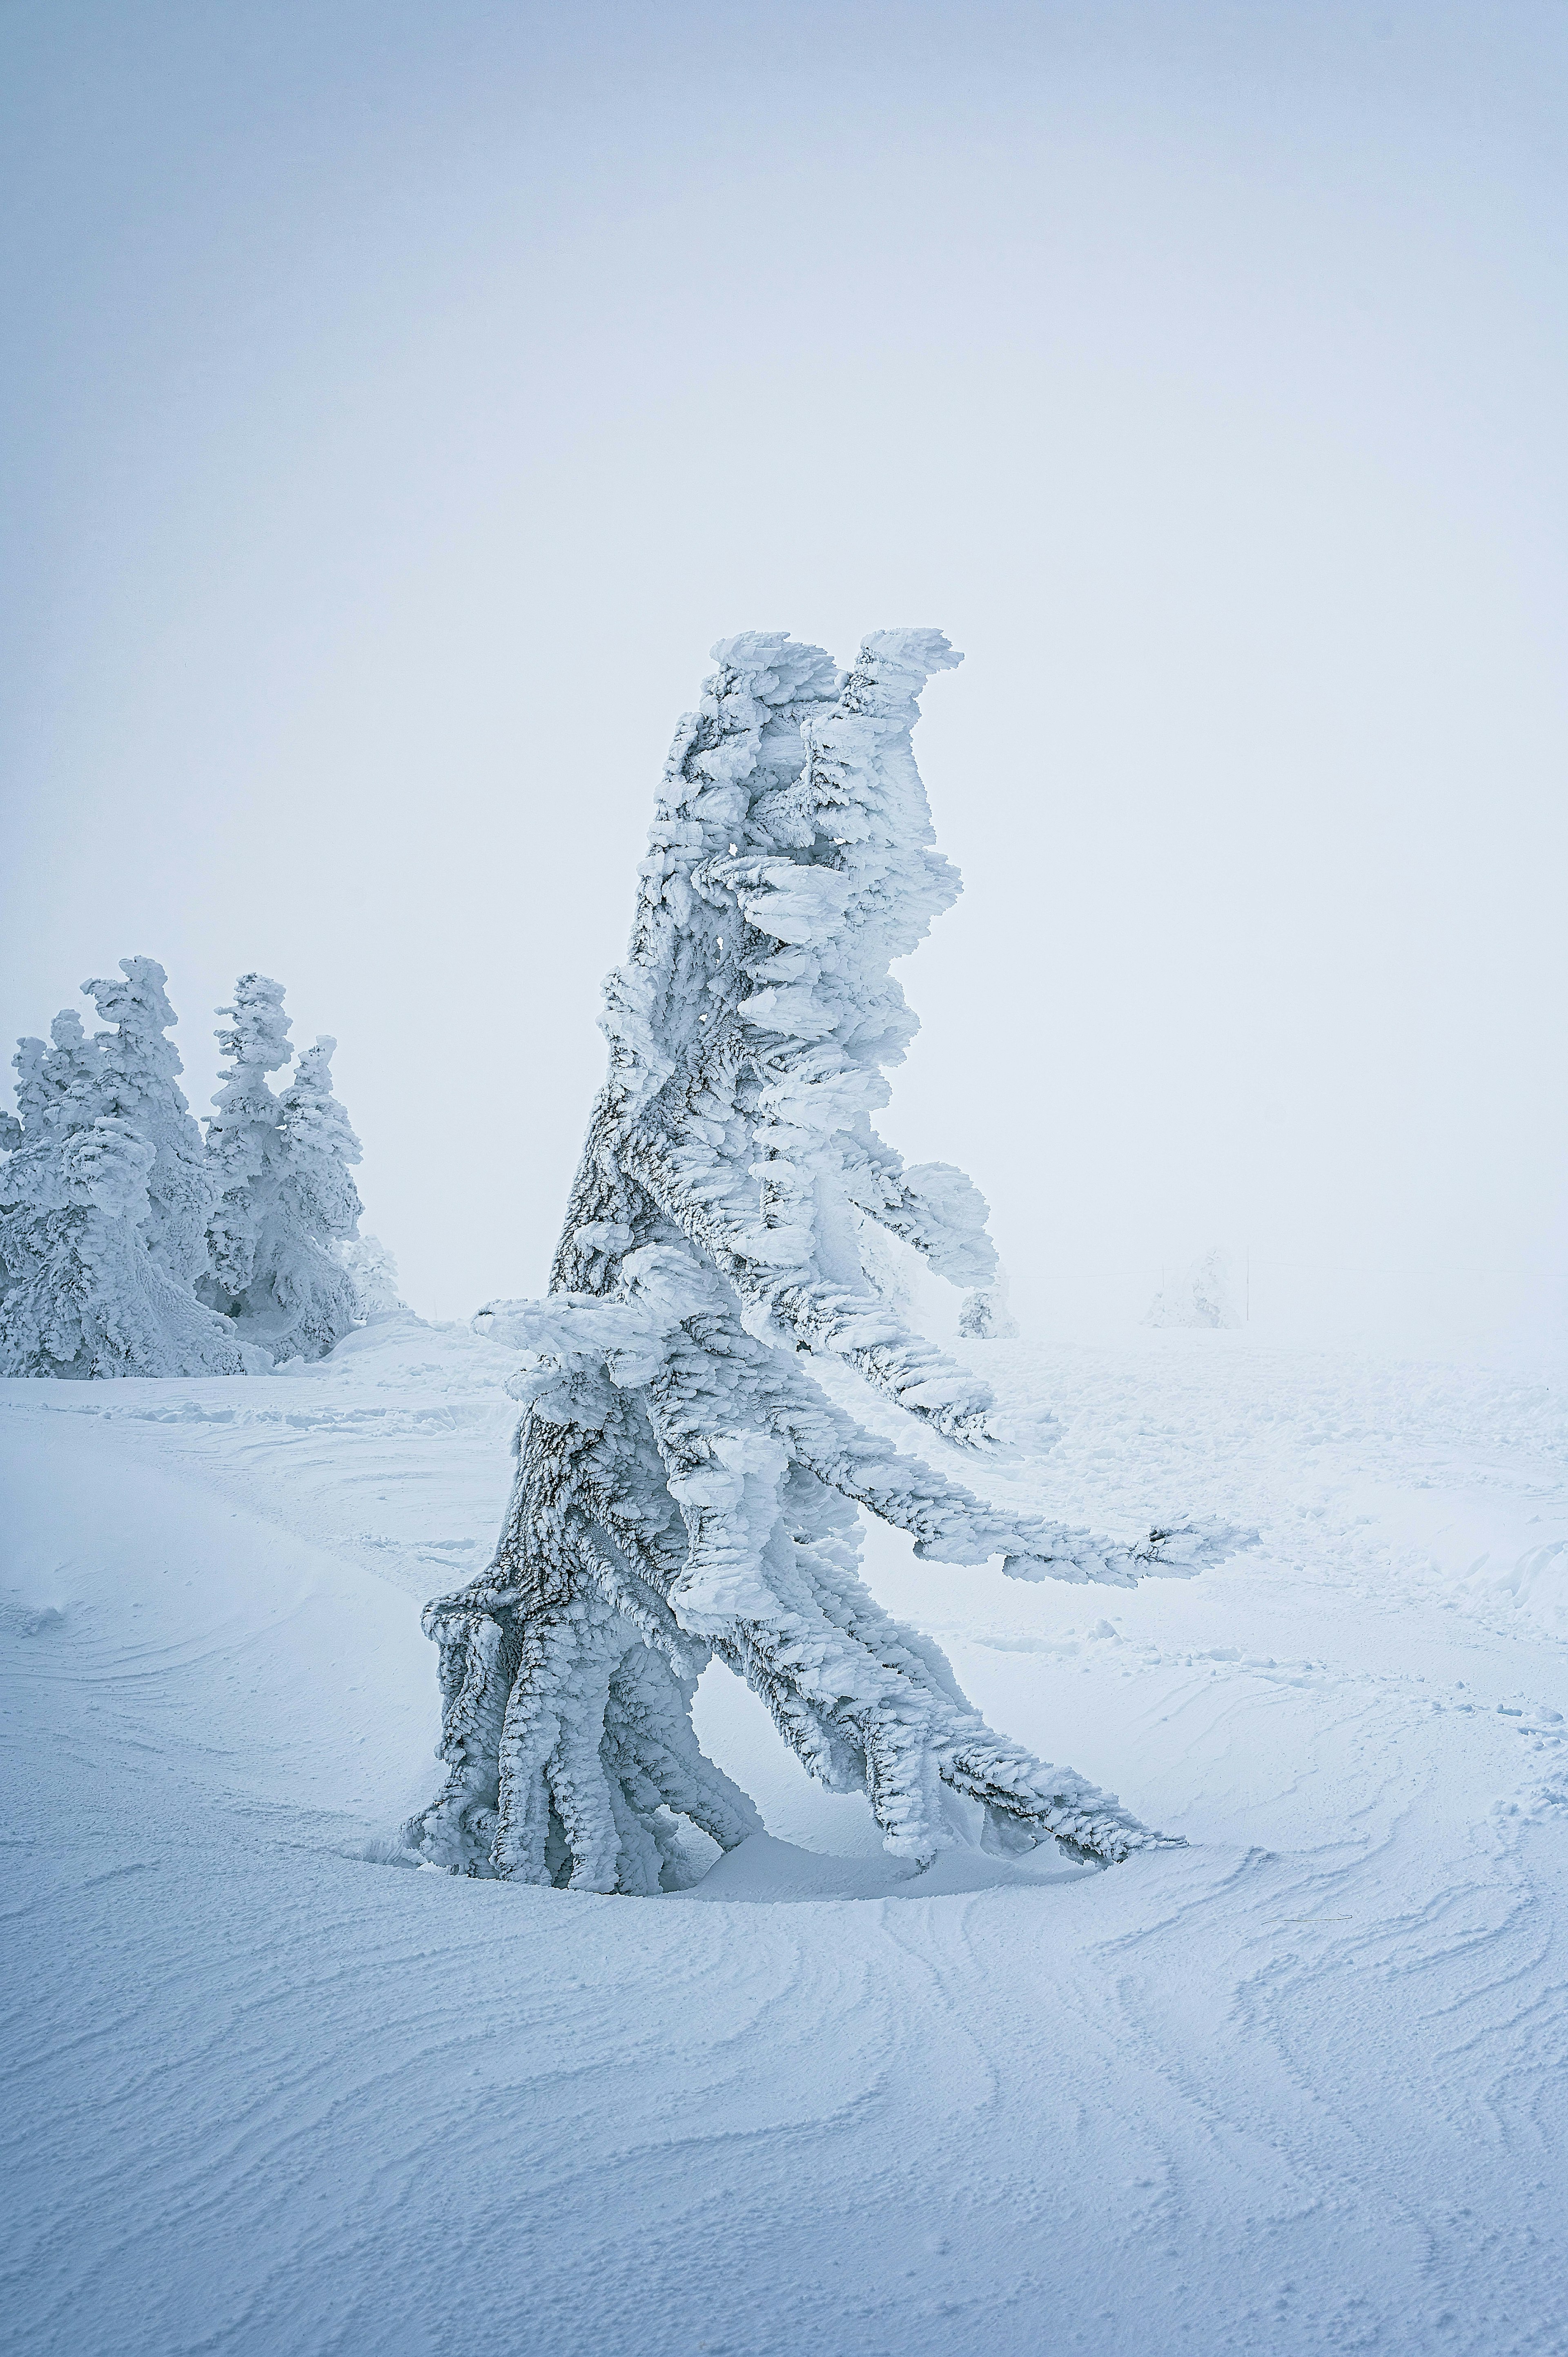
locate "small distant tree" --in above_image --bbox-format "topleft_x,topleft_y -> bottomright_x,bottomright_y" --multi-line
0,1112 -> 17,1308
269,1035 -> 363,1358
201,972 -> 293,1316
24,1010 -> 100,1130
0,999 -> 252,1378
82,957 -> 215,1290
411,631 -> 1236,1892
202,981 -> 364,1361
339,1233 -> 403,1320
1144,1247 -> 1240,1331
0,1016 -> 100,1355
959,1264 -> 1020,1339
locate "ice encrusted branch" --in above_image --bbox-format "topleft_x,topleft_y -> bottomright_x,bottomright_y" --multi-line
410,631 -> 1242,1890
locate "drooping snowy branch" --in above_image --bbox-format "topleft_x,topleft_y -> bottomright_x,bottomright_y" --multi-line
411,632 -> 1241,1891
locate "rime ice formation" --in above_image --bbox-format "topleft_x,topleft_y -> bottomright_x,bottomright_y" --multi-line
82,958 -> 215,1290
411,630 -> 1241,1891
0,974 -> 255,1377
1,959 -> 374,1378
202,981 -> 363,1362
339,1234 -> 404,1320
1144,1247 -> 1241,1331
202,973 -> 293,1311
959,1265 -> 1020,1339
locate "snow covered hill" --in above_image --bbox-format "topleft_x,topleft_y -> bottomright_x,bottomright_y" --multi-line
4,1316 -> 1567,2356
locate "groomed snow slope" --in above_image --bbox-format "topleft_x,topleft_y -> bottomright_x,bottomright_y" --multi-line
4,1316 -> 1567,2356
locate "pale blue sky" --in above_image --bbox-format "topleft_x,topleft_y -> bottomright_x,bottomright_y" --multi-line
4,2 -> 1565,1336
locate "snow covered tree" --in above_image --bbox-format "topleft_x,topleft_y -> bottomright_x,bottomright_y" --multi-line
202,983 -> 364,1362
1144,1247 -> 1241,1330
339,1233 -> 404,1319
0,1114 -> 16,1308
959,1264 -> 1020,1339
410,629 -> 1238,1893
0,1019 -> 96,1344
267,1035 -> 364,1356
0,1001 -> 254,1378
277,1037 -> 363,1240
22,1010 -> 100,1132
201,972 -> 292,1312
81,957 -> 215,1289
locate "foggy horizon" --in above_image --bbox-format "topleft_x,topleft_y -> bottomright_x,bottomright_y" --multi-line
5,1 -> 1565,1346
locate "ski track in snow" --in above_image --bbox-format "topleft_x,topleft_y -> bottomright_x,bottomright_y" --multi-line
3,1316 -> 1567,2355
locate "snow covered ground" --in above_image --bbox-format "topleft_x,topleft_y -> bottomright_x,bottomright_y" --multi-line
4,1314 -> 1568,2355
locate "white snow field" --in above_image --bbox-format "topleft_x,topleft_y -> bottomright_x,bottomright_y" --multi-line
4,1314 -> 1568,2357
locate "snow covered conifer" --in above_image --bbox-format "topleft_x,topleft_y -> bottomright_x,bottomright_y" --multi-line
267,1035 -> 364,1357
202,972 -> 292,1314
959,1264 -> 1020,1340
203,984 -> 364,1361
0,1001 -> 253,1378
1144,1247 -> 1240,1330
26,1010 -> 101,1131
339,1234 -> 403,1319
277,1037 -> 363,1244
410,632 -> 1238,1892
0,1028 -> 77,1325
82,957 -> 214,1289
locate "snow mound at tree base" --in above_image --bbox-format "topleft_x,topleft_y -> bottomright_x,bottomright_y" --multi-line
681,1827 -> 1098,1902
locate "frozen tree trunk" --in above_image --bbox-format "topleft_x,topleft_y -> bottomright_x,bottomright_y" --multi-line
410,632 -> 1239,1891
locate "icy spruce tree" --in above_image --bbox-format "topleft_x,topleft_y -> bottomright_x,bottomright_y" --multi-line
203,981 -> 364,1361
1144,1247 -> 1240,1331
411,631 -> 1237,1892
338,1233 -> 404,1319
202,972 -> 292,1318
271,1035 -> 365,1350
82,957 -> 216,1289
0,1016 -> 99,1358
0,999 -> 254,1378
0,1112 -> 16,1309
959,1264 -> 1020,1340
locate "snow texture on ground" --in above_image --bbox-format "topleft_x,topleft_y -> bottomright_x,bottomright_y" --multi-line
4,1313 -> 1567,2355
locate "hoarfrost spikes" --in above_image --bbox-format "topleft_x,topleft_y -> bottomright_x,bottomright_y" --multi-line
411,632 -> 1243,1891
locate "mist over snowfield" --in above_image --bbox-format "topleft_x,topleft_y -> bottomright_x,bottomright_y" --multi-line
3,0 -> 1565,1344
